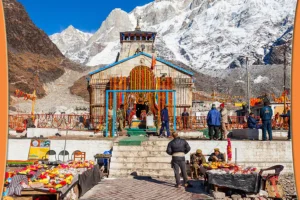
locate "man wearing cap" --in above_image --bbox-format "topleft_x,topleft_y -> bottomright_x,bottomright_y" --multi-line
260,101 -> 273,141
116,104 -> 125,132
208,148 -> 225,162
166,132 -> 191,188
207,104 -> 221,140
191,149 -> 207,179
159,104 -> 171,138
220,103 -> 229,139
108,106 -> 113,137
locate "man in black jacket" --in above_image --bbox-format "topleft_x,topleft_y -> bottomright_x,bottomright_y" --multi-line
166,132 -> 191,188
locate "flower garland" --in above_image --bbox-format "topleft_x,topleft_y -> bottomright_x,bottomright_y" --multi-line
227,138 -> 232,161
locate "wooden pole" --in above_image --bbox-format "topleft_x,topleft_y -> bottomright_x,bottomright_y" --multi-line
63,130 -> 67,163
246,57 -> 251,113
283,44 -> 287,114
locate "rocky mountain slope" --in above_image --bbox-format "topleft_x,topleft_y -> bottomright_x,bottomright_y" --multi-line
4,0 -> 87,112
50,0 -> 296,72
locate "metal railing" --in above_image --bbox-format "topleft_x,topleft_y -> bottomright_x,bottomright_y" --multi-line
8,114 -> 289,132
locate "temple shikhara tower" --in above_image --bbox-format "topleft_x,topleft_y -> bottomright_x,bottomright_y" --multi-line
87,19 -> 194,126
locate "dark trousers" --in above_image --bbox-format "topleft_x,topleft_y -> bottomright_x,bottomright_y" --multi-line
160,121 -> 170,136
208,125 -> 220,139
262,120 -> 272,140
182,117 -> 188,129
199,165 -> 207,178
171,157 -> 188,186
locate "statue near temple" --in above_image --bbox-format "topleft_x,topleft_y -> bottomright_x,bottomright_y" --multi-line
128,94 -> 136,109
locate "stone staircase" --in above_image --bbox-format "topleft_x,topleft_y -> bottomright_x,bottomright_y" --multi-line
110,140 -> 175,178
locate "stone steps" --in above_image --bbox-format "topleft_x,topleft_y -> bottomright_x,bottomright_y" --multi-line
111,156 -> 171,163
110,162 -> 172,169
113,145 -> 167,151
109,168 -> 174,178
112,151 -> 169,157
109,139 -> 175,178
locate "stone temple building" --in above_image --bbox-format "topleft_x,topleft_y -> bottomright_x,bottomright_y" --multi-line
87,21 -> 195,122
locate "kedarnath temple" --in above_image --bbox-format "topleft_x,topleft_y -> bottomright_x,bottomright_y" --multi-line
87,19 -> 194,125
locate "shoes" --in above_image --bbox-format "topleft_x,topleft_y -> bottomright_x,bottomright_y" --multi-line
287,138 -> 291,140
175,184 -> 181,188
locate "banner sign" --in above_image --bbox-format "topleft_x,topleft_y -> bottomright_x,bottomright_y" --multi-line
28,139 -> 51,160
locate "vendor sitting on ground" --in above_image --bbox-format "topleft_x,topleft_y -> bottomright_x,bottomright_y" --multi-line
208,148 -> 225,162
191,149 -> 207,179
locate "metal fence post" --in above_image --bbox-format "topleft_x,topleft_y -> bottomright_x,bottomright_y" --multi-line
105,90 -> 109,137
173,91 -> 176,131
113,92 -> 117,137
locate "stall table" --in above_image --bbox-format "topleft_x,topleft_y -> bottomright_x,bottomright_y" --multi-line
206,171 -> 261,194
6,165 -> 100,200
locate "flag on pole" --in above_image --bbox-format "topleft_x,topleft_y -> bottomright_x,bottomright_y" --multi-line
151,53 -> 156,70
155,80 -> 158,106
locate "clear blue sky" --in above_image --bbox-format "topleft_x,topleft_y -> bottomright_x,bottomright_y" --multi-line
18,0 -> 154,35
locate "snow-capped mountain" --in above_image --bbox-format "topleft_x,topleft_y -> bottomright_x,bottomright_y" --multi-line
50,25 -> 92,59
50,0 -> 297,71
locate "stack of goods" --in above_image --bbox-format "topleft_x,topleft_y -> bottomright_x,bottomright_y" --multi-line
204,163 -> 259,175
4,161 -> 95,194
203,162 -> 234,170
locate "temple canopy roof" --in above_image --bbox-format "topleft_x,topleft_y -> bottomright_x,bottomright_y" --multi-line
88,52 -> 194,76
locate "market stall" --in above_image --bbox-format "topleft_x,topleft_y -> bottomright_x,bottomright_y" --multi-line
3,160 -> 101,200
203,162 -> 260,194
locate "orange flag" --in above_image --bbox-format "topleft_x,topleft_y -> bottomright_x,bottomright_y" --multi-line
151,53 -> 156,70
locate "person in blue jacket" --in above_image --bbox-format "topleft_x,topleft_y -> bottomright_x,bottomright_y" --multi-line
159,104 -> 171,138
260,101 -> 273,141
247,112 -> 259,129
280,107 -> 291,140
207,104 -> 221,140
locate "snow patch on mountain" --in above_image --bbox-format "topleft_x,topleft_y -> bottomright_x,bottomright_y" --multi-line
86,41 -> 120,66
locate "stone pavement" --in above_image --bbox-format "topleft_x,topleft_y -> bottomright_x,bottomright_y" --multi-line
80,178 -> 213,200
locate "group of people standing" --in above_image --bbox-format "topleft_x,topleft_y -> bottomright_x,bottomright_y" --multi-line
206,103 -> 229,140
247,101 -> 291,141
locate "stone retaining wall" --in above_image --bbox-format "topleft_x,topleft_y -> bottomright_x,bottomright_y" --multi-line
7,139 -> 113,161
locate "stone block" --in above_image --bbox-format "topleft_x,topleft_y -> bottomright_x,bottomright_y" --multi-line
231,194 -> 242,200
212,191 -> 226,199
178,131 -> 203,139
